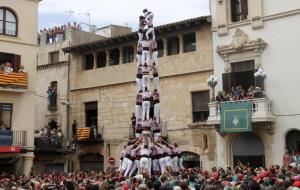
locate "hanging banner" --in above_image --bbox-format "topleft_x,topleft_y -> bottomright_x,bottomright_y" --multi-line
0,130 -> 13,145
220,101 -> 252,133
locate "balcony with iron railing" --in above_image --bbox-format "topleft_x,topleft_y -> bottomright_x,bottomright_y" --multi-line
207,98 -> 276,125
34,135 -> 66,153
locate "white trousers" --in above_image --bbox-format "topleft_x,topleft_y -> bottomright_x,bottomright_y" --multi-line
172,156 -> 180,172
118,159 -> 123,171
138,32 -> 143,43
148,158 -> 152,176
142,75 -> 150,91
140,157 -> 149,173
136,54 -> 142,67
152,159 -> 160,172
142,50 -> 150,66
154,103 -> 160,119
124,159 -> 133,177
136,78 -> 142,92
146,28 -> 155,41
165,156 -> 172,167
153,77 -> 159,91
129,159 -> 140,177
159,157 -> 166,173
179,157 -> 185,170
135,105 -> 142,120
142,101 -> 150,120
121,157 -> 129,171
152,51 -> 158,66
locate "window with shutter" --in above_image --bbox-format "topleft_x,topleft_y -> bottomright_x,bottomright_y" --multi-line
230,0 -> 248,22
12,54 -> 20,72
192,91 -> 209,122
83,53 -> 94,70
167,36 -> 179,56
241,0 -> 248,20
96,51 -> 106,68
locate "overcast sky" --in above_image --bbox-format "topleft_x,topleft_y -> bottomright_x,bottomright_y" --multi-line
38,0 -> 210,31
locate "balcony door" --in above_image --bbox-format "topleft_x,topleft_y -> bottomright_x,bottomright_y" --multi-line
223,60 -> 255,92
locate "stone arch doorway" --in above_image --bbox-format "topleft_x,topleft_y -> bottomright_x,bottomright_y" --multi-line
233,133 -> 265,168
182,151 -> 200,168
286,130 -> 300,153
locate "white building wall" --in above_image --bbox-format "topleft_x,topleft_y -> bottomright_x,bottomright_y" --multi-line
211,0 -> 300,167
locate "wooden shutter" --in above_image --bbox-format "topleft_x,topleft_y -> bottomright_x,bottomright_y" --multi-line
12,54 -> 20,72
192,91 -> 209,112
222,72 -> 232,93
241,0 -> 248,20
231,0 -> 237,22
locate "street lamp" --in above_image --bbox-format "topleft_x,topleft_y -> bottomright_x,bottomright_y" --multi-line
207,75 -> 218,102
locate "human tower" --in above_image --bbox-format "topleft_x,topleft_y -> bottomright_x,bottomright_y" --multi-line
119,9 -> 184,177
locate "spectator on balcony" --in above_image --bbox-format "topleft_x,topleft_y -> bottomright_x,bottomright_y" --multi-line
4,62 -> 13,73
253,86 -> 266,98
0,63 -> 4,71
72,120 -> 77,139
216,92 -> 224,102
91,121 -> 98,139
47,85 -> 57,108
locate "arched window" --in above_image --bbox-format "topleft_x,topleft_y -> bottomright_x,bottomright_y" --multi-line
0,7 -> 17,36
286,130 -> 300,153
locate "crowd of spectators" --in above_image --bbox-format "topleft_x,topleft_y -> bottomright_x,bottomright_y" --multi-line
215,86 -> 266,102
34,125 -> 64,149
39,22 -> 82,44
0,161 -> 300,190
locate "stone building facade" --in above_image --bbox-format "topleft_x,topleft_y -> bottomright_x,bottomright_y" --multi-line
0,0 -> 40,176
35,27 -> 104,172
63,16 -> 217,170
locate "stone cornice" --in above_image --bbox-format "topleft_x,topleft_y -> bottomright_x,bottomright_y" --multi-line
217,29 -> 267,60
37,61 -> 69,70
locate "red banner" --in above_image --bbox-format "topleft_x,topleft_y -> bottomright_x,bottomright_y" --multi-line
0,146 -> 20,153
